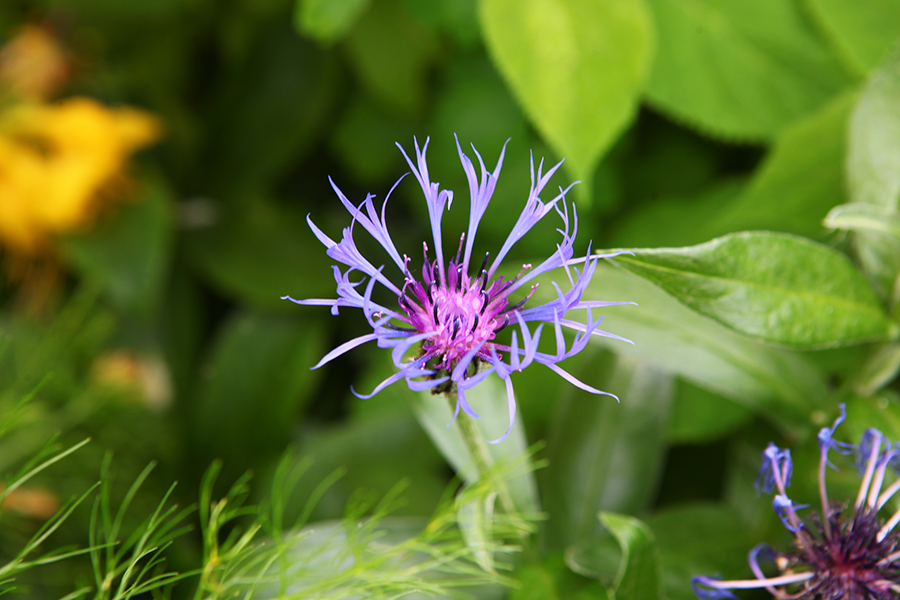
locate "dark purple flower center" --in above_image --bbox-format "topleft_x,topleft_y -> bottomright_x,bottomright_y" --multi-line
791,508 -> 900,599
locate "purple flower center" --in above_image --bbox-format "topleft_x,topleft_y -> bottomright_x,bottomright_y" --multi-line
399,241 -> 536,374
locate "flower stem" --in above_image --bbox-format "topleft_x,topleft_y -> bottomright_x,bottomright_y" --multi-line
448,393 -> 516,514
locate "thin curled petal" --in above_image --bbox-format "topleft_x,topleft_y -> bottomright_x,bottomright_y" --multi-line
311,333 -> 378,370
772,494 -> 807,532
487,376 -> 517,445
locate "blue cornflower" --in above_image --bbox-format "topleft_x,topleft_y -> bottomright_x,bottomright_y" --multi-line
693,404 -> 900,599
283,137 -> 633,443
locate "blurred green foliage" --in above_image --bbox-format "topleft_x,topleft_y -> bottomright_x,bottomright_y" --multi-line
0,0 -> 899,597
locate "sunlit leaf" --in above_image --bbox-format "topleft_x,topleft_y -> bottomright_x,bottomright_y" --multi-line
559,262 -> 827,431
848,49 -> 900,209
710,91 -> 855,239
847,48 -> 900,299
294,0 -> 371,43
806,0 -> 900,75
824,203 -> 900,239
612,232 -> 897,348
479,0 -> 654,196
644,0 -> 852,140
849,343 -> 900,397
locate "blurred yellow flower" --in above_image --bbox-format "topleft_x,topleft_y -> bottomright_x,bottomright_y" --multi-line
0,97 -> 162,255
0,24 -> 69,102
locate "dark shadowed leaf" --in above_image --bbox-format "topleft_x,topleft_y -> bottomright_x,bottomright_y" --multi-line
191,311 -> 325,482
203,25 -> 338,196
184,197 -> 333,310
289,414 -> 447,521
62,179 -> 173,317
329,97 -> 414,184
611,232 -> 897,348
667,379 -> 753,444
343,0 -> 439,114
647,503 -> 758,600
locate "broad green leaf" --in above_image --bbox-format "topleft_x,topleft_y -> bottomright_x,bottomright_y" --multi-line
191,312 -> 325,483
543,353 -> 673,549
557,262 -> 827,431
847,49 -> 900,299
62,179 -> 172,317
848,48 -> 900,208
644,0 -> 853,140
479,0 -> 654,195
824,203 -> 900,239
612,232 -> 898,348
667,379 -> 753,444
184,197 -> 334,310
410,373 -> 540,514
709,91 -> 855,239
343,0 -> 439,114
599,512 -> 664,600
294,0 -> 371,43
647,504 -> 757,600
806,0 -> 900,74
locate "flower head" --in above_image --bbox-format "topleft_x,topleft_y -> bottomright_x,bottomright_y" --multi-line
0,97 -> 161,255
693,404 -> 900,600
284,137 -> 633,443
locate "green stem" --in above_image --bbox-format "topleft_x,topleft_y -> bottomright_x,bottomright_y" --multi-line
447,392 -> 516,514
